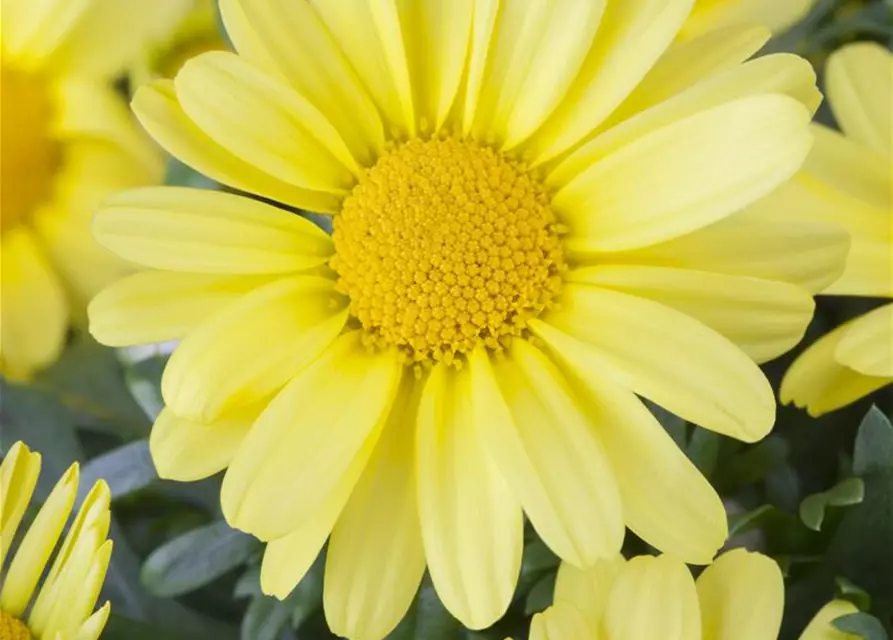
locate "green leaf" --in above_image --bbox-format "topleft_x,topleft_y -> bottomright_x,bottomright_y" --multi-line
836,576 -> 873,612
687,426 -> 720,477
645,400 -> 687,448
79,440 -> 157,502
852,407 -> 893,477
387,578 -> 464,640
525,573 -> 555,616
833,612 -> 889,640
728,504 -> 777,537
241,595 -> 298,640
798,478 -> 864,532
142,521 -> 261,597
289,552 -> 325,629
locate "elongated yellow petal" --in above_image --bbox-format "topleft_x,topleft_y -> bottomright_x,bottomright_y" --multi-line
175,51 -> 359,193
150,407 -> 260,482
161,276 -> 347,421
529,603 -> 592,640
326,378 -> 425,640
799,601 -> 860,640
216,0 -> 281,76
43,539 -> 112,639
555,95 -> 812,253
543,284 -> 775,442
74,602 -> 110,640
221,332 -> 402,540
682,0 -> 812,39
0,443 -> 41,569
835,303 -> 893,378
603,555 -> 701,640
131,81 -> 341,213
826,42 -> 892,158
93,187 -> 333,274
531,319 -> 726,563
416,364 -> 522,630
89,271 -> 275,347
469,343 -> 624,568
224,0 -> 385,165
571,265 -> 815,363
460,0 -> 499,137
554,556 -> 625,633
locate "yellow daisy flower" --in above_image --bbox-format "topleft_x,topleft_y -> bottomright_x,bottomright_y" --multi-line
0,442 -> 112,640
529,549 -> 859,640
0,0 -> 187,379
684,0 -> 815,39
779,43 -> 892,416
90,0 -> 845,636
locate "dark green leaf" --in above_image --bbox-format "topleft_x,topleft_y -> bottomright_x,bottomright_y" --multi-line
80,440 -> 157,502
645,400 -> 687,448
799,478 -> 864,532
525,573 -> 555,616
142,521 -> 261,597
728,504 -> 777,537
242,595 -> 297,640
833,612 -> 889,640
687,426 -> 720,477
836,576 -> 873,612
289,552 -> 325,629
387,577 -> 464,640
853,407 -> 893,477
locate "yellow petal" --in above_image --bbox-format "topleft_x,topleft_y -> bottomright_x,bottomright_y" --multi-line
554,95 -> 812,253
131,81 -> 341,214
223,0 -> 385,165
150,407 -> 260,482
42,539 -> 112,639
470,0 -> 606,147
161,276 -> 347,421
221,332 -> 402,540
468,343 -> 624,568
554,556 -> 625,632
175,51 -> 359,193
0,228 -> 69,378
529,603 -> 592,640
74,601 -> 110,640
0,442 -> 41,568
325,378 -> 425,640
696,549 -> 783,640
216,0 -> 281,77
542,284 -> 775,442
524,0 -> 694,163
826,42 -> 892,158
606,214 -> 850,295
799,601 -> 861,640
603,555 -> 701,640
550,53 -> 820,188
531,319 -> 727,564
416,363 -> 522,630
835,303 -> 893,378
571,265 -> 816,363
89,271 -> 274,347
781,319 -> 891,417
460,0 -> 500,137
0,463 -> 78,617
682,0 -> 812,39
308,0 -> 415,135
93,187 -> 333,274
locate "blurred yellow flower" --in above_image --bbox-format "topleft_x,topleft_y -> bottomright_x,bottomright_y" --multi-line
684,0 -> 815,38
529,550 -> 858,640
0,0 -> 182,378
0,442 -> 112,640
91,1 -> 843,637
780,43 -> 892,415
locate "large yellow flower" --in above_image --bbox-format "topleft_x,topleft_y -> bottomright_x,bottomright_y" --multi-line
685,0 -> 815,38
0,442 -> 112,640
90,1 -> 846,636
529,550 -> 858,640
780,43 -> 892,415
0,0 -> 183,378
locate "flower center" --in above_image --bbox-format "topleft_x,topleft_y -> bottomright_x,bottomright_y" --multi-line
331,136 -> 566,365
0,66 -> 60,233
0,609 -> 32,640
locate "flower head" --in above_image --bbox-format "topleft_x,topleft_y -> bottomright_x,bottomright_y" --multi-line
0,442 -> 112,640
780,43 -> 892,415
529,550 -> 859,640
0,0 -> 179,378
91,1 -> 844,637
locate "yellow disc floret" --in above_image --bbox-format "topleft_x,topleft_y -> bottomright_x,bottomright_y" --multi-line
0,610 -> 31,640
331,136 -> 565,365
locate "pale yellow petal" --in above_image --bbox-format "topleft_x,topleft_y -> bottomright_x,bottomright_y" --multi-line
0,442 -> 41,569
781,319 -> 891,417
223,0 -> 385,165
175,51 -> 359,193
131,81 -> 341,213
216,0 -> 281,76
529,603 -> 592,640
696,549 -> 784,640
682,0 -> 812,39
221,333 -> 402,540
325,378 -> 425,640
89,271 -> 274,347
835,304 -> 893,378
43,539 -> 112,639
541,284 -> 775,442
75,602 -> 110,640
468,343 -> 624,568
524,0 -> 694,163
799,601 -> 860,640
531,319 -> 727,563
416,364 -> 522,630
460,0 -> 499,137
161,276 -> 347,421
826,42 -> 892,157
150,407 -> 260,482
93,187 -> 333,274
571,265 -> 816,363
603,555 -> 701,640
554,556 -> 625,632
554,95 -> 813,253
0,228 -> 69,378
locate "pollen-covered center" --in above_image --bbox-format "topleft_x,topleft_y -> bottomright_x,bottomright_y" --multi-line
0,610 -> 32,640
331,136 -> 565,364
